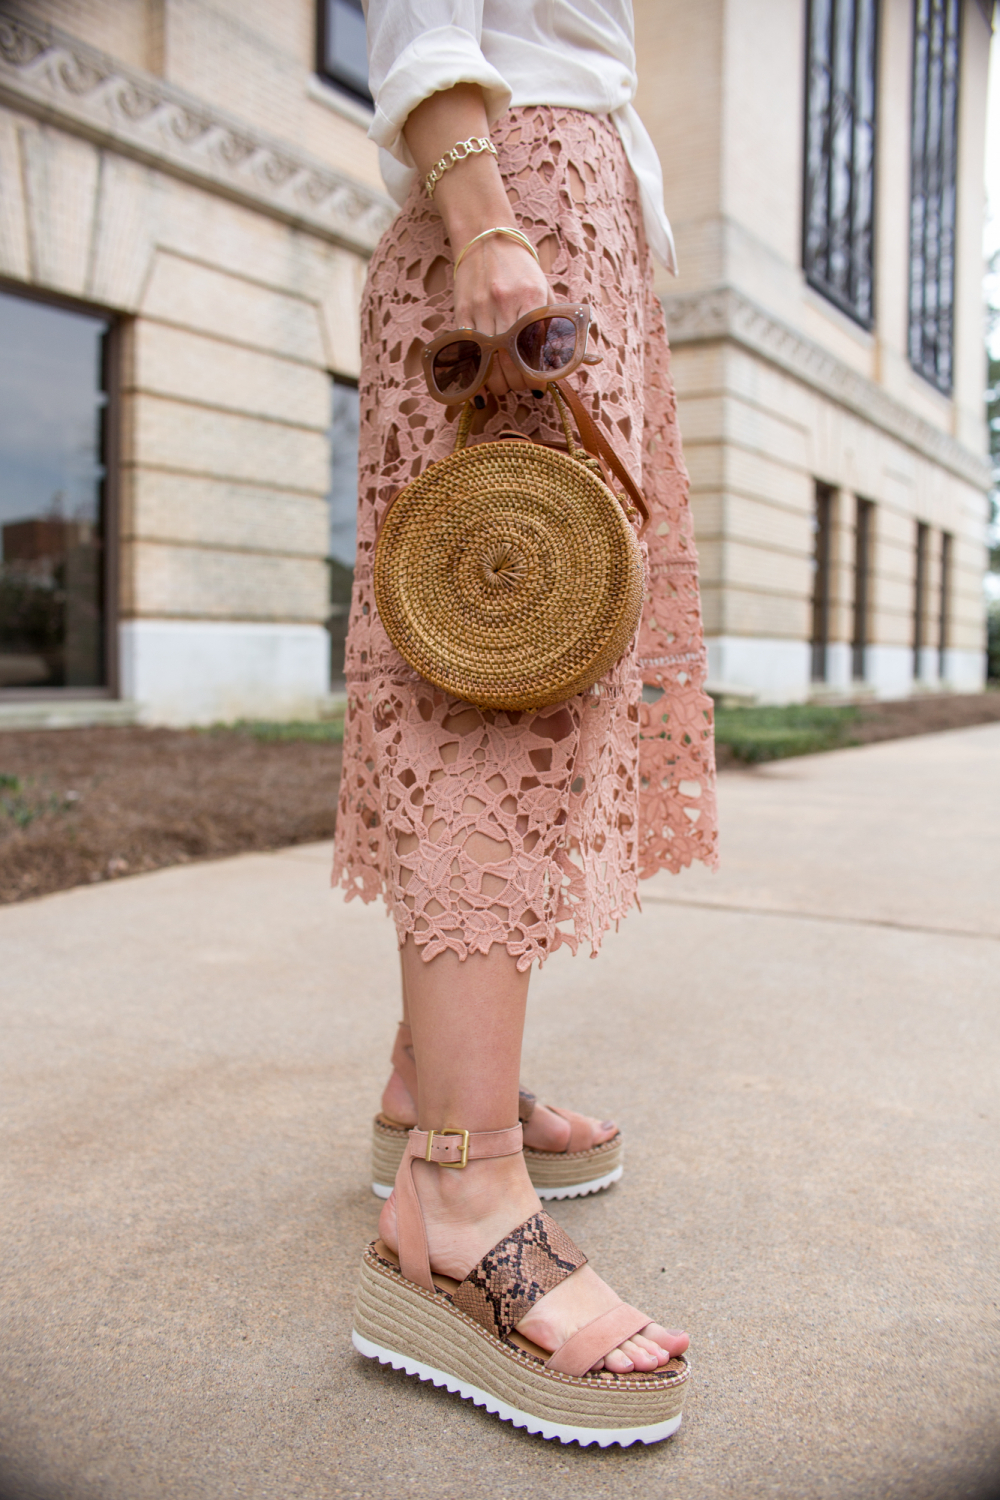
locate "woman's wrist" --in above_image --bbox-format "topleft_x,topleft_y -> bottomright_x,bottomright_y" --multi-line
431,154 -> 518,251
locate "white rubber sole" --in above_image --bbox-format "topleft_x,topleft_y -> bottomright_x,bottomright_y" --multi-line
371,1163 -> 624,1202
352,1330 -> 683,1447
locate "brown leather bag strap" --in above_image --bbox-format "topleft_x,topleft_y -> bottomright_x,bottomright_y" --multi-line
554,378 -> 650,533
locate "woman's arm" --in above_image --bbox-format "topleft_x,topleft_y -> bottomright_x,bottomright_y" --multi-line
403,84 -> 551,398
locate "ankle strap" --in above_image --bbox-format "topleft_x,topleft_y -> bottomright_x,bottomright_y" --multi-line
406,1125 -> 523,1168
396,1125 -> 523,1290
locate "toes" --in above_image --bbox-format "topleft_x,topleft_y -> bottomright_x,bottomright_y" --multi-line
630,1333 -> 672,1365
593,1117 -> 618,1145
642,1321 -> 689,1357
602,1348 -> 635,1374
618,1338 -> 660,1372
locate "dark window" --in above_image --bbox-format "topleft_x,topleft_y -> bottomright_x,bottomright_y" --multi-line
803,0 -> 879,328
811,482 -> 835,682
913,520 -> 930,675
0,289 -> 113,693
908,0 -> 961,393
852,496 -> 874,680
938,530 -> 952,674
327,376 -> 359,685
317,0 -> 371,105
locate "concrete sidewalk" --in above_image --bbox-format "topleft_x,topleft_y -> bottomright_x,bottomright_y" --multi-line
2,725 -> 999,1500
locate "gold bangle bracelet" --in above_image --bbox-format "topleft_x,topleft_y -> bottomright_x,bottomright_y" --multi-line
424,136 -> 497,198
453,227 -> 541,277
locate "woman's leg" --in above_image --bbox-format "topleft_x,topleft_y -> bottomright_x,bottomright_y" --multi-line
378,937 -> 687,1374
379,953 -> 618,1153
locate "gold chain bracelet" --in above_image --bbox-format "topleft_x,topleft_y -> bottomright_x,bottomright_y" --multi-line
424,136 -> 497,198
453,227 -> 541,277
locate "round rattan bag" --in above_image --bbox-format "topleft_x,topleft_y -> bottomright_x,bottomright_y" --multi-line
373,382 -> 647,711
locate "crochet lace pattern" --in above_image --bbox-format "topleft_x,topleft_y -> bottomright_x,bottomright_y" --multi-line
333,106 -> 718,970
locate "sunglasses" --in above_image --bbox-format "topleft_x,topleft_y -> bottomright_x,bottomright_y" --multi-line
422,304 -> 599,404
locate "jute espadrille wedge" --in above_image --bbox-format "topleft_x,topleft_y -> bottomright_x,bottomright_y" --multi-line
371,1025 -> 624,1201
352,1124 -> 689,1447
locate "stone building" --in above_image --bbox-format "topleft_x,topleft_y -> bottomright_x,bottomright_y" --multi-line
0,0 -> 992,725
641,0 -> 993,700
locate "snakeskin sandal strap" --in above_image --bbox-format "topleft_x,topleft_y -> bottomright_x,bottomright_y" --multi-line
451,1210 -> 587,1340
517,1087 -> 537,1122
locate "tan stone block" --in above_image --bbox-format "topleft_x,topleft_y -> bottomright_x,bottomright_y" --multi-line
722,447 -> 812,512
126,394 -> 330,494
18,123 -> 99,298
0,112 -> 29,281
679,392 -> 810,471
720,587 -> 812,640
87,154 -> 160,312
131,322 -> 330,430
720,494 -> 813,555
720,539 -> 813,598
140,252 -> 327,364
122,540 -> 328,622
123,469 -> 328,557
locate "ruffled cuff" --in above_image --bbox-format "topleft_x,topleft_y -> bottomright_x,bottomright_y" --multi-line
368,26 -> 512,169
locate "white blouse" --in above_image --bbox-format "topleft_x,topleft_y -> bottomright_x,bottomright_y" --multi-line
362,0 -> 677,274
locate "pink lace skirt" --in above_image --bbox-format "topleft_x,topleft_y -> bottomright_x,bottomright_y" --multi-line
332,106 -> 718,970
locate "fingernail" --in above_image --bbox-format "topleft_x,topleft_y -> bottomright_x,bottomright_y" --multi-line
531,388 -> 544,398
473,394 -> 486,409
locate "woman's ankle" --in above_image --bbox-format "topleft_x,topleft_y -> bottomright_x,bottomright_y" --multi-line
381,1068 -> 417,1125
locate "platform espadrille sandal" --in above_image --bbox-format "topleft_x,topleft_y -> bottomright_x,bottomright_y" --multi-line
352,1123 -> 689,1447
371,1025 -> 624,1201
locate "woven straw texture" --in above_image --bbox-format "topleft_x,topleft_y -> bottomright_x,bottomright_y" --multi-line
354,1244 -> 688,1429
374,436 -> 644,710
333,106 -> 718,971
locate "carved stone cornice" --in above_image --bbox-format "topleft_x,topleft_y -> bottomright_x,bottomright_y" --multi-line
662,285 -> 991,491
0,9 -> 395,255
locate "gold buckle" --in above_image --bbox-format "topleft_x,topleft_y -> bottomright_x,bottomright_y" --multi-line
424,1127 -> 470,1168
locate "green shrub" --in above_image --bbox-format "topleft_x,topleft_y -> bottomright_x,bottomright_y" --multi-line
205,717 -> 345,744
713,703 -> 860,764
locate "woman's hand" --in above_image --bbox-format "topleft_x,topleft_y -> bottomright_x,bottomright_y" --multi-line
403,83 -> 553,400
453,238 -> 552,398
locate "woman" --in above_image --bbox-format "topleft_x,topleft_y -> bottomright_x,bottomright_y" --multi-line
334,0 -> 718,1444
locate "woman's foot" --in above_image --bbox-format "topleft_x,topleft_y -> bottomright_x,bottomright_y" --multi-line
381,1069 -> 618,1154
378,1155 -> 688,1375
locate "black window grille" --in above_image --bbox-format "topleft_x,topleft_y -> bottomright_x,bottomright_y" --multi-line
317,0 -> 371,105
803,0 -> 879,328
811,482 -> 835,682
852,497 -> 874,680
913,520 -> 930,676
938,530 -> 952,675
908,0 -> 961,394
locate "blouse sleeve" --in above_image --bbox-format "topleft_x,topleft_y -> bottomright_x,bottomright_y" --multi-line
364,0 -> 513,168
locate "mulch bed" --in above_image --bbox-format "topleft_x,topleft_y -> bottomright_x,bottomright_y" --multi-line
0,727 -> 342,905
2,690 -> 998,905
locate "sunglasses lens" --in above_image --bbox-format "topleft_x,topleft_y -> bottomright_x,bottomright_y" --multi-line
515,317 -> 578,373
431,340 -> 482,395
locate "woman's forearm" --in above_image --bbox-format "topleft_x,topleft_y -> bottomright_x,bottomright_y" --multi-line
402,84 -> 518,253
402,83 -> 550,381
